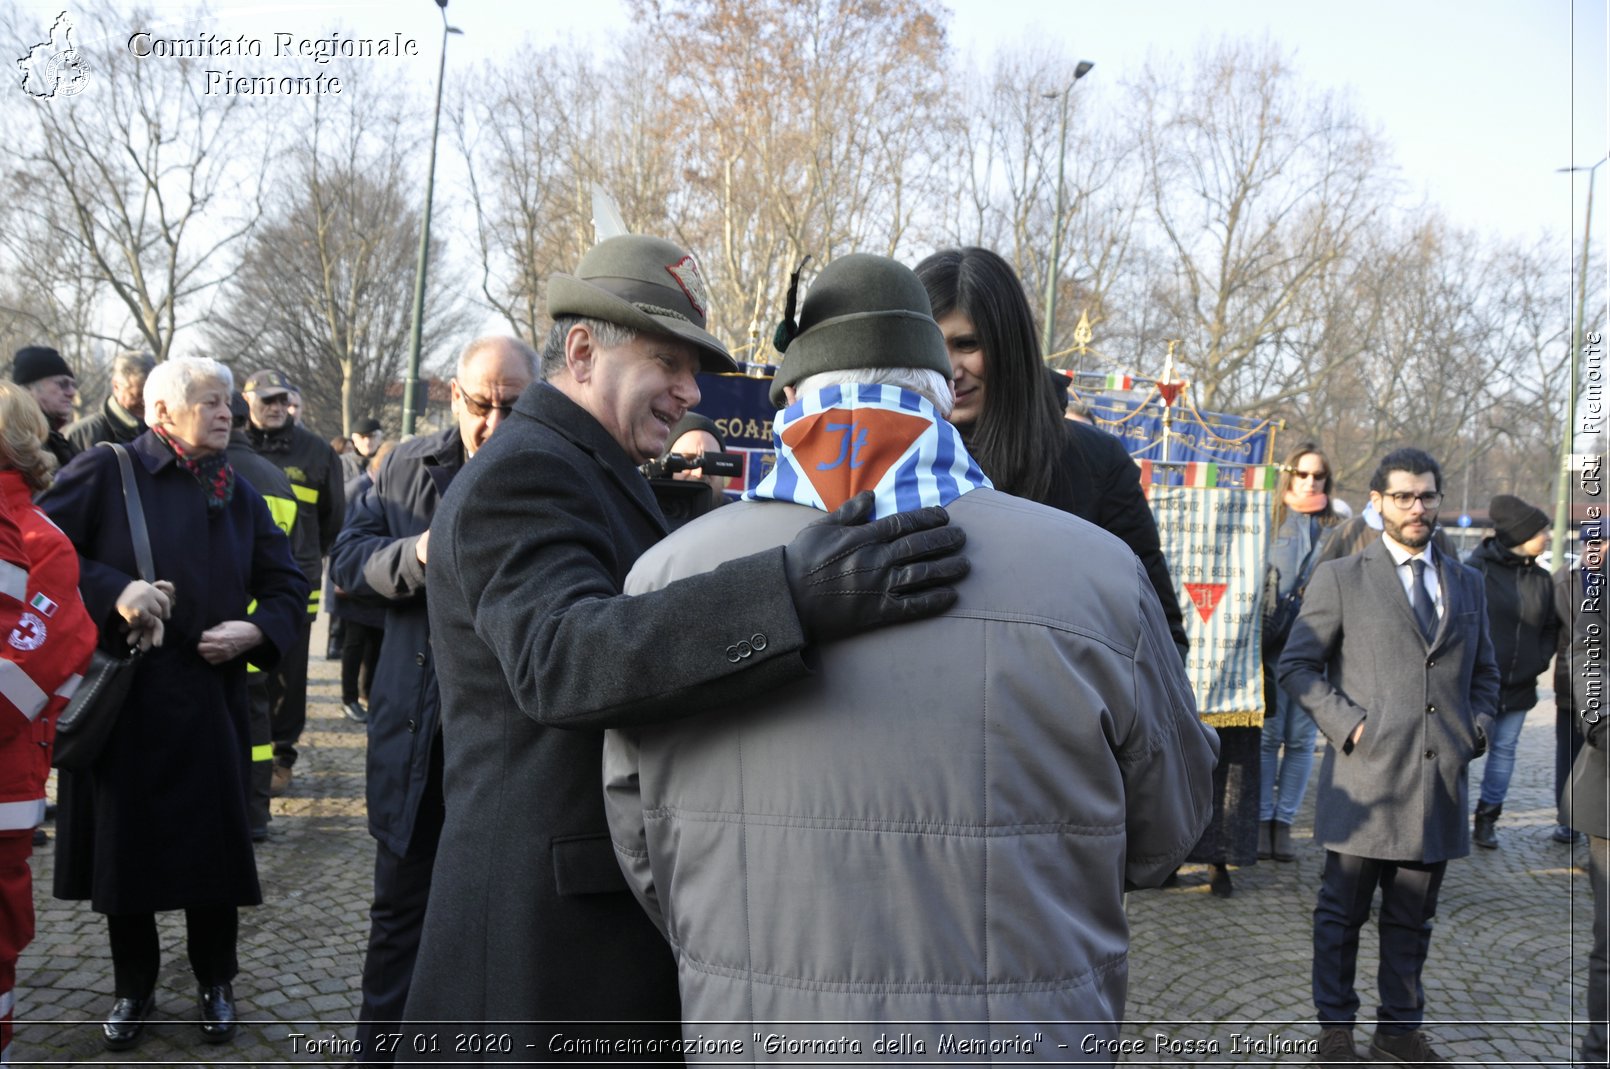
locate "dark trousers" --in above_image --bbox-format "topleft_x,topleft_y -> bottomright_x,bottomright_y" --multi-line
248,673 -> 273,832
1587,835 -> 1609,1065
107,906 -> 238,997
1313,850 -> 1446,1034
341,620 -> 384,706
269,612 -> 315,768
1559,701 -> 1589,825
356,741 -> 444,1064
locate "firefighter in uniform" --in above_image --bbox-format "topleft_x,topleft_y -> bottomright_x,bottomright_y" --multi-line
241,370 -> 343,795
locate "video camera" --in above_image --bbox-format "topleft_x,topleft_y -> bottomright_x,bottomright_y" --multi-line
640,451 -> 746,531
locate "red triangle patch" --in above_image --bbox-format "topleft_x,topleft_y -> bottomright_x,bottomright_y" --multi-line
781,408 -> 931,512
1183,582 -> 1228,623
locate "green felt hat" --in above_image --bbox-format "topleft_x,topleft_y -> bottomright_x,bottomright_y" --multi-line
546,235 -> 736,373
768,254 -> 951,407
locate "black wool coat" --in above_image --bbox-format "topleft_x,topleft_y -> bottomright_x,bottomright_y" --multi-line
328,427 -> 461,855
403,383 -> 810,1050
42,433 -> 308,913
1042,419 -> 1189,657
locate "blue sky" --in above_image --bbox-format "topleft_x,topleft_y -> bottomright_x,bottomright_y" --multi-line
12,0 -> 1607,242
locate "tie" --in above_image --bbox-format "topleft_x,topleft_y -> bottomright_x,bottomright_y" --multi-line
1409,558 -> 1437,641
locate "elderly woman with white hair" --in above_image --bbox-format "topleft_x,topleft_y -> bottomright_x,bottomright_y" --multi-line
41,356 -> 308,1053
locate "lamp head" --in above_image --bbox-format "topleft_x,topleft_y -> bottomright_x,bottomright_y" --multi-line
1074,60 -> 1094,80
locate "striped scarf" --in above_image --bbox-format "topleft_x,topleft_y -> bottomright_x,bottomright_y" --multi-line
745,384 -> 991,518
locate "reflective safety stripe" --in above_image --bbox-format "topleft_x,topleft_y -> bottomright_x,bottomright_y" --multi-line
0,798 -> 44,831
55,673 -> 83,701
307,590 -> 321,611
292,484 -> 320,504
247,662 -> 260,675
0,661 -> 48,722
0,560 -> 27,603
265,495 -> 298,536
251,744 -> 274,763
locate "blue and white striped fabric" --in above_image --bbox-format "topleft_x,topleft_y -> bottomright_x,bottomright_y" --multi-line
745,384 -> 991,519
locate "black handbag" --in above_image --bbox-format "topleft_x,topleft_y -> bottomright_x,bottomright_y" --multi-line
1261,534 -> 1322,658
52,443 -> 155,773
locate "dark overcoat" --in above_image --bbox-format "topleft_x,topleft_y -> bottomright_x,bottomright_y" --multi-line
42,433 -> 308,913
1278,540 -> 1500,863
403,383 -> 810,1052
328,427 -> 461,855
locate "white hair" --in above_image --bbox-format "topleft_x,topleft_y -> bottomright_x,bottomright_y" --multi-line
793,367 -> 954,417
145,357 -> 233,413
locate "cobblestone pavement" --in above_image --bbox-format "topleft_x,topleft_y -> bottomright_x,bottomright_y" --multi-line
10,618 -> 1598,1065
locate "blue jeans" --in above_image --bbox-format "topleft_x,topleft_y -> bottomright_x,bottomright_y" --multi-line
1260,683 -> 1318,824
1477,708 -> 1529,808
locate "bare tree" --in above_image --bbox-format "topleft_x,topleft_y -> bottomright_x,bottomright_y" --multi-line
1130,38 -> 1390,413
207,85 -> 473,437
2,1 -> 273,361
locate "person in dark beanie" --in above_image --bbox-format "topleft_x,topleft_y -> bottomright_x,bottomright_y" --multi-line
1465,493 -> 1559,849
10,346 -> 80,470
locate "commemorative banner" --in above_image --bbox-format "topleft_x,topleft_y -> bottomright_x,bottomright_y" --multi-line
1146,463 -> 1278,728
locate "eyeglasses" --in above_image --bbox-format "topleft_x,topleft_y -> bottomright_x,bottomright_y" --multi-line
1291,468 -> 1328,481
1381,491 -> 1442,509
256,394 -> 289,407
456,384 -> 513,420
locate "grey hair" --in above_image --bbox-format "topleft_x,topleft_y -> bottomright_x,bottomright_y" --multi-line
110,349 -> 156,383
145,356 -> 233,414
458,335 -> 539,378
793,368 -> 954,418
540,317 -> 638,380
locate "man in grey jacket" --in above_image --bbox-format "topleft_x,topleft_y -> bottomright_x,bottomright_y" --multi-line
603,254 -> 1218,1062
1279,447 -> 1500,1066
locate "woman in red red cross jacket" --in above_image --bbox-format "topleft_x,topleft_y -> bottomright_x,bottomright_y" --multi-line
0,380 -> 98,1063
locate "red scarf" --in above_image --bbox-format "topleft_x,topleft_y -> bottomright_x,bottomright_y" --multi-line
152,423 -> 235,513
1285,489 -> 1328,515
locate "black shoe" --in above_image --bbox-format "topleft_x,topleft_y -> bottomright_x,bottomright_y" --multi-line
1369,1027 -> 1446,1064
1554,824 -> 1584,845
1473,802 -> 1501,849
103,991 -> 155,1051
1272,820 -> 1296,862
342,700 -> 368,724
1317,1026 -> 1362,1063
1257,820 -> 1274,860
31,827 -> 46,847
1209,864 -> 1233,898
250,825 -> 269,843
43,802 -> 56,822
199,983 -> 237,1043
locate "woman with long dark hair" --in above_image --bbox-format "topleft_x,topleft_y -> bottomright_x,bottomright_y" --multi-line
913,246 -> 1188,656
1258,443 -> 1342,862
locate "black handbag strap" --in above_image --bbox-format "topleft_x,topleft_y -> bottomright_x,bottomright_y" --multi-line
99,442 -> 155,582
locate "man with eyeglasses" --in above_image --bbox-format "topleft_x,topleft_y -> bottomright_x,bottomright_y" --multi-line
10,346 -> 81,470
243,369 -> 345,797
330,336 -> 534,1063
398,236 -> 968,1056
1279,447 -> 1499,1066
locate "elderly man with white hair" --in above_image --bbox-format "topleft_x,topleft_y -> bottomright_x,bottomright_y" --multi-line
42,355 -> 308,1054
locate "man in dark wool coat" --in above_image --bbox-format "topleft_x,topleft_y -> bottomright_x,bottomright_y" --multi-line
1279,446 -> 1499,1067
400,235 -> 969,1062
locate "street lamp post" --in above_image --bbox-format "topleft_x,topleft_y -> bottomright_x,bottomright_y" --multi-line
1040,59 -> 1094,361
402,0 -> 462,438
1551,156 -> 1606,566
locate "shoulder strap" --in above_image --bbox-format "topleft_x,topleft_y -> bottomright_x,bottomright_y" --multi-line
100,442 -> 155,582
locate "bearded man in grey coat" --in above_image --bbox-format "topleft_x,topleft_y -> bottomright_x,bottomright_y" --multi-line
603,254 -> 1218,1063
1279,446 -> 1500,1066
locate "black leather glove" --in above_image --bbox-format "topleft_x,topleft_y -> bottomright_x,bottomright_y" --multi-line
783,491 -> 969,645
